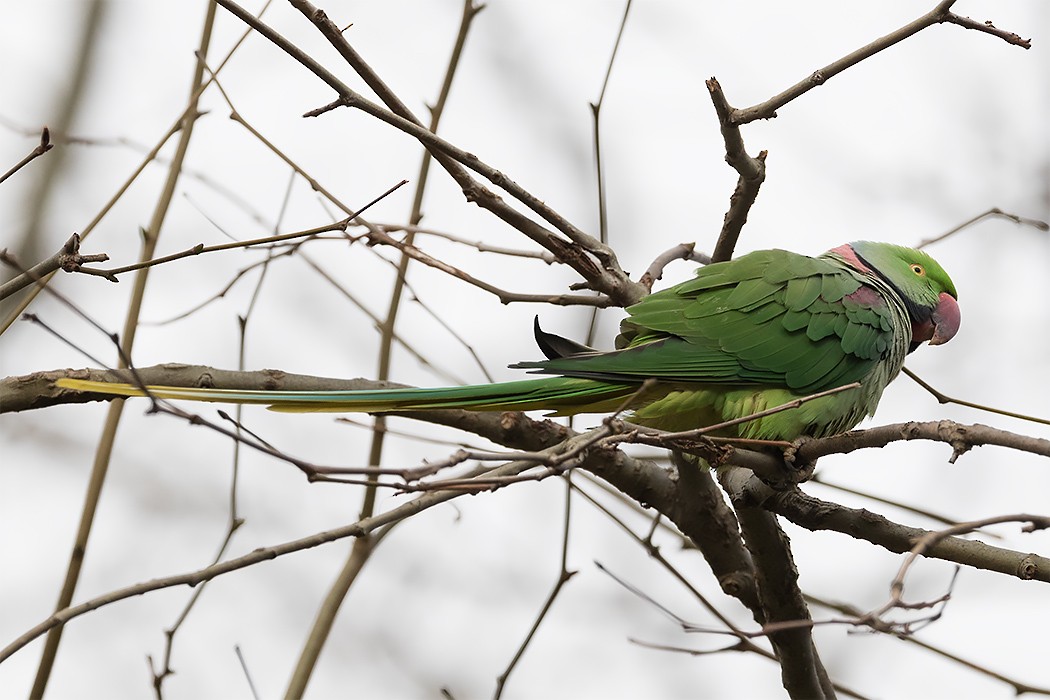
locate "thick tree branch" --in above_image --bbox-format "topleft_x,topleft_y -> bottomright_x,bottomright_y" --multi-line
670,452 -> 762,619
723,468 -> 834,699
10,368 -> 1050,464
720,470 -> 1050,584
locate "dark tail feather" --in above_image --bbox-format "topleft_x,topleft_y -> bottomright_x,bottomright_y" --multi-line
532,317 -> 598,360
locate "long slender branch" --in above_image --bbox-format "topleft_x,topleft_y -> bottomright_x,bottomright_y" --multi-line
288,0 -> 620,266
28,9 -> 219,697
291,6 -> 487,681
916,207 -> 1049,249
0,459 -> 538,665
700,0 -> 1030,268
372,223 -> 557,263
73,180 -> 406,280
730,1 -> 1030,125
902,367 -> 1050,427
494,476 -> 576,699
11,368 -> 1050,465
362,226 -> 614,306
584,0 -> 633,342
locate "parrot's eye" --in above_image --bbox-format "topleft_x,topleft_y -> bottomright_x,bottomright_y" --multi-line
910,264 -> 925,276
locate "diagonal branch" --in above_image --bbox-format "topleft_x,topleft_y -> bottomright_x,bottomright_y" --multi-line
730,0 -> 1030,126
210,0 -> 646,305
0,126 -> 53,185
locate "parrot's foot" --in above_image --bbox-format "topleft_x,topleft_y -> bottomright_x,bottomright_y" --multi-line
782,436 -> 818,483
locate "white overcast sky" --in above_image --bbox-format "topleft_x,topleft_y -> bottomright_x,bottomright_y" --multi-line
1,2 -> 1048,698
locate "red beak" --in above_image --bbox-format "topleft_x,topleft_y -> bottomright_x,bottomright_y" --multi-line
929,292 -> 960,346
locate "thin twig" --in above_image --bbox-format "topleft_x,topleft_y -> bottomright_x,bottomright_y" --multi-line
0,126 -> 53,184
902,367 -> 1049,426
876,514 -> 1050,619
234,645 -> 261,700
285,6 -> 486,693
494,476 -> 576,699
76,181 -> 407,280
0,460 -> 537,665
362,226 -> 615,306
917,206 -> 1049,248
374,223 -> 557,263
805,594 -> 1050,696
584,0 -> 634,344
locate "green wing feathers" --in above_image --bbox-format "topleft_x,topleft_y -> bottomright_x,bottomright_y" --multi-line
514,249 -> 895,394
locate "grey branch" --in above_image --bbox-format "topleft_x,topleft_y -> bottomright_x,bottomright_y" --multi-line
0,234 -> 110,302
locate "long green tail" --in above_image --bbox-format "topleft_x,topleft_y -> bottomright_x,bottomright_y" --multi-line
54,376 -> 640,414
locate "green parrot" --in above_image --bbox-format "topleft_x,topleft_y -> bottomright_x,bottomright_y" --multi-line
56,241 -> 959,440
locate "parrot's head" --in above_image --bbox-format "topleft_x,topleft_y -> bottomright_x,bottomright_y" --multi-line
845,241 -> 960,352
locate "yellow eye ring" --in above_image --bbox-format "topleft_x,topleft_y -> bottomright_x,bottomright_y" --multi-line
910,264 -> 925,276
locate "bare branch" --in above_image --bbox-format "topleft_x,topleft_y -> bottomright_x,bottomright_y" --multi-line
638,242 -> 710,290
211,0 -> 648,305
0,126 -> 53,185
73,181 -> 407,280
362,226 -> 614,307
730,1 -> 1031,125
0,4 -> 265,336
902,367 -> 1050,427
729,498 -> 834,700
494,477 -> 576,699
706,78 -> 766,263
806,594 -> 1050,696
0,459 -> 534,665
871,515 -> 1050,621
917,206 -> 1049,249
795,420 -> 1050,463
0,233 -> 110,301
942,11 -> 1033,48
373,223 -> 558,263
720,472 -> 1050,584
